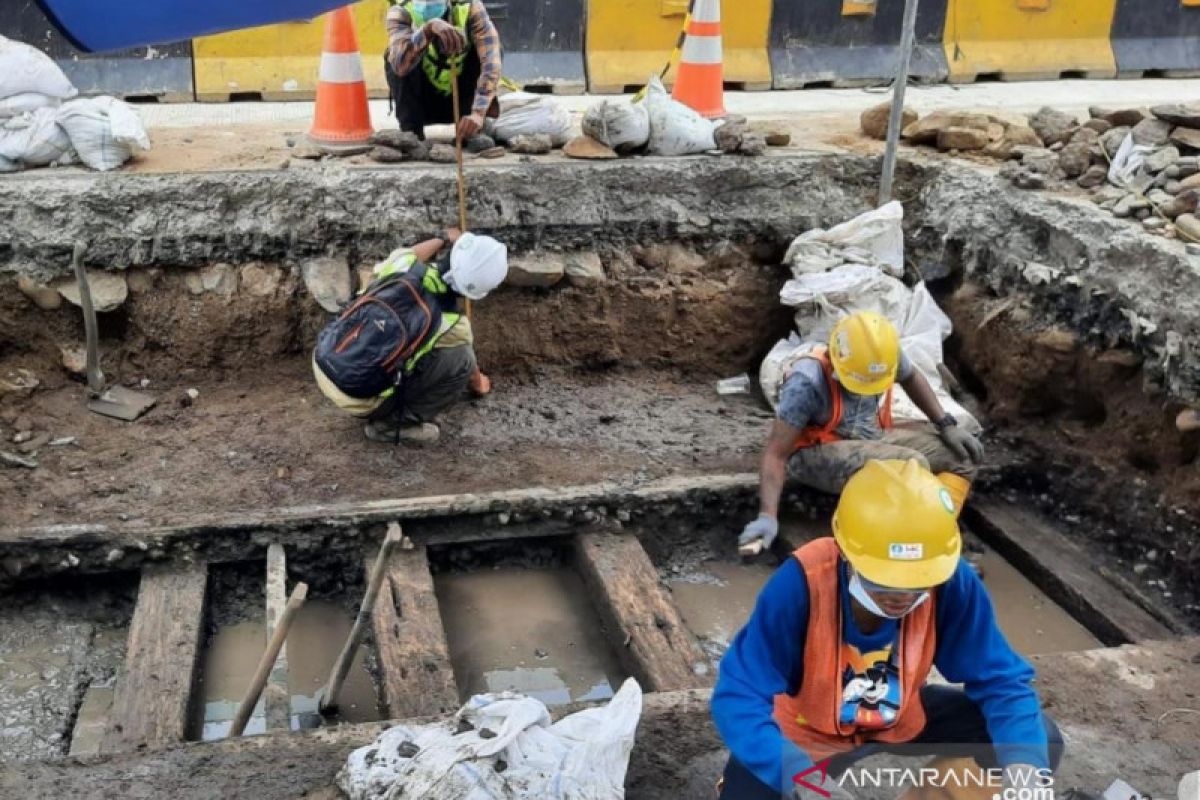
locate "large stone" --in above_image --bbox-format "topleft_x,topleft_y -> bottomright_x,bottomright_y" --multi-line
563,135 -> 618,160
1161,190 -> 1200,219
901,111 -> 989,144
52,270 -> 128,312
508,134 -> 553,155
464,134 -> 496,154
301,257 -> 352,312
369,146 -> 408,164
1021,148 -> 1062,177
1170,127 -> 1200,152
125,268 -> 159,293
1029,106 -> 1079,146
369,130 -> 423,153
564,252 -> 605,287
763,131 -> 791,147
1077,165 -> 1109,189
200,263 -> 237,296
1180,173 -> 1200,192
506,253 -> 565,288
1132,118 -> 1173,147
1069,127 -> 1100,146
714,118 -> 747,152
737,132 -> 768,157
1082,118 -> 1112,135
982,124 -> 1044,159
427,144 -> 456,163
60,345 -> 87,377
17,276 -> 62,310
860,101 -> 917,141
1175,213 -> 1200,242
240,263 -> 283,297
937,127 -> 989,151
1100,126 -> 1132,156
1058,142 -> 1092,178
1151,104 -> 1200,130
1145,146 -> 1181,174
1090,107 -> 1146,128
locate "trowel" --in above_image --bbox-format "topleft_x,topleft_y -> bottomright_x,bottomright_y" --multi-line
72,242 -> 156,421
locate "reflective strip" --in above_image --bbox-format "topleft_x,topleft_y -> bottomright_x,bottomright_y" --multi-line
691,0 -> 721,23
681,35 -> 722,64
319,52 -> 365,84
688,20 -> 721,36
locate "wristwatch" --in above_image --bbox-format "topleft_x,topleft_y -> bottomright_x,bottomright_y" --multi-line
934,413 -> 958,432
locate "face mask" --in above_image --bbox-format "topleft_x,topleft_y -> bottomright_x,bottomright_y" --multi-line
413,0 -> 448,20
848,572 -> 930,620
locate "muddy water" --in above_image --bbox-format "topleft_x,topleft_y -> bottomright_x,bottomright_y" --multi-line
436,568 -> 626,707
668,560 -> 775,667
192,602 -> 380,740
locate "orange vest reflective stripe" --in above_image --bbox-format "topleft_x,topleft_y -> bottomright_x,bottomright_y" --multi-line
792,345 -> 895,451
772,538 -> 937,762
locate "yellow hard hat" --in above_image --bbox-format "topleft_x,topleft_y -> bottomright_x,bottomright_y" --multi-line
832,460 -> 962,589
828,311 -> 901,396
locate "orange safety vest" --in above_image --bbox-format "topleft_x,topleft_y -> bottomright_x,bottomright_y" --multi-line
772,538 -> 937,762
792,345 -> 895,450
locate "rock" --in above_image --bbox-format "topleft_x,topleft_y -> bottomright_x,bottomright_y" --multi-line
476,146 -> 507,159
1058,142 -> 1092,178
13,415 -> 32,433
1093,185 -> 1126,204
291,141 -> 323,160
937,127 -> 989,151
1021,148 -> 1062,176
983,125 -> 1044,159
239,263 -> 282,297
301,257 -> 352,312
427,144 -> 456,163
409,142 -> 430,161
714,117 -> 747,152
1176,213 -> 1200,242
17,276 -> 62,310
17,432 -> 50,454
1151,104 -> 1200,130
200,263 -> 237,296
564,252 -> 605,287
1163,190 -> 1200,219
1144,216 -> 1167,231
1100,126 -> 1132,157
985,122 -> 1006,142
60,345 -> 87,376
764,131 -> 791,147
1069,127 -> 1100,146
563,135 -> 618,160
1165,180 -> 1183,195
464,134 -> 495,154
1188,243 -> 1200,256
1180,173 -> 1200,192
737,132 -> 768,156
1148,188 -> 1174,206
1132,118 -> 1172,147
1170,127 -> 1200,152
125,268 -> 159,293
1091,107 -> 1146,128
507,254 -> 565,287
508,134 -> 553,155
1177,408 -> 1200,433
1112,194 -> 1143,218
369,145 -> 408,164
1029,107 -> 1079,146
902,111 -> 989,144
1077,165 -> 1109,189
369,130 -> 423,153
1083,118 -> 1112,135
52,270 -> 128,312
999,161 -> 1046,190
1145,146 -> 1181,174
861,101 -> 917,141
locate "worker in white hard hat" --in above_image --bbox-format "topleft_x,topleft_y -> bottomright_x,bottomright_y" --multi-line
312,227 -> 508,445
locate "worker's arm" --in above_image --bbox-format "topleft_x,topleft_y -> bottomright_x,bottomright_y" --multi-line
759,418 -> 802,519
899,359 -> 984,463
898,365 -> 947,423
458,1 -> 502,138
385,4 -> 464,77
411,238 -> 445,263
932,561 -> 1051,769
712,558 -> 816,793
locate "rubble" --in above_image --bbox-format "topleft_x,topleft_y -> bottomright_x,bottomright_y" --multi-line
1091,107 -> 1146,128
1150,104 -> 1200,129
508,134 -> 553,155
505,254 -> 565,287
938,127 -> 989,151
1132,118 -> 1173,147
301,257 -> 352,313
51,270 -> 127,312
427,144 -> 456,163
369,146 -> 408,164
16,276 -> 61,310
860,100 -> 917,141
563,135 -> 617,160
1030,106 -> 1079,146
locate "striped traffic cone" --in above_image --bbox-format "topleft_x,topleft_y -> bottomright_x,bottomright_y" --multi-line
671,0 -> 726,119
308,5 -> 373,152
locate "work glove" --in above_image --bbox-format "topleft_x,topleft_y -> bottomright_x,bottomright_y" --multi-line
938,422 -> 984,464
738,514 -> 779,551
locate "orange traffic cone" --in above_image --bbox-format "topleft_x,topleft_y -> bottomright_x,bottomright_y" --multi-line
308,6 -> 373,151
672,0 -> 726,118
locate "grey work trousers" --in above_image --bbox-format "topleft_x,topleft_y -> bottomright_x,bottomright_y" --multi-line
787,422 -> 976,495
368,344 -> 477,425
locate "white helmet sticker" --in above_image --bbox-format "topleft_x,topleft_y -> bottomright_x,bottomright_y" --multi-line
888,543 -> 924,560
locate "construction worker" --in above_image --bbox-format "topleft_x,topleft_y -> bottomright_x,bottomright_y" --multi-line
384,0 -> 501,143
739,311 -> 984,554
713,459 -> 1064,799
312,228 -> 507,445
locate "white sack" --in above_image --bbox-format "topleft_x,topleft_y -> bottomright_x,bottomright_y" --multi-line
490,91 -> 572,146
0,92 -> 61,118
783,201 -> 905,278
644,75 -> 715,156
56,96 -> 150,171
0,35 -> 77,101
0,153 -> 18,173
0,107 -> 71,167
1107,132 -> 1153,188
338,678 -> 643,800
582,98 -> 650,152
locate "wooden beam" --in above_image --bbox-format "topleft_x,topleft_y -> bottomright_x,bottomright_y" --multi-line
574,532 -> 711,691
102,560 -> 208,753
369,542 -> 460,718
263,543 -> 291,731
965,501 -> 1182,645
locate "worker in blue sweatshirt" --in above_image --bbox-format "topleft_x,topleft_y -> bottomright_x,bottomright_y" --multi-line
712,459 -> 1064,799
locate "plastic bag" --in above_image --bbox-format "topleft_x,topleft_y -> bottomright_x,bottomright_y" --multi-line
0,35 -> 77,101
490,91 -> 572,146
644,75 -> 715,156
582,98 -> 650,153
56,96 -> 150,171
1107,132 -> 1153,188
338,678 -> 643,800
0,92 -> 61,118
0,107 -> 72,167
783,201 -> 905,278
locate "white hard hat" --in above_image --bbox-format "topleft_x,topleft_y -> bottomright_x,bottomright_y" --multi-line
446,233 -> 508,300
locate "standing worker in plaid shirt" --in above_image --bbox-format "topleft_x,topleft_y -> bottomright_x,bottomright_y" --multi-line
384,0 -> 502,146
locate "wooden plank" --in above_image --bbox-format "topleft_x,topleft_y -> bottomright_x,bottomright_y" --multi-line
965,501 -> 1180,646
574,532 -> 711,691
102,560 -> 208,753
369,543 -> 459,719
263,543 -> 291,731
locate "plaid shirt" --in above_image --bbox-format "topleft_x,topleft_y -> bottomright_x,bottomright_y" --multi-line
385,1 -> 501,117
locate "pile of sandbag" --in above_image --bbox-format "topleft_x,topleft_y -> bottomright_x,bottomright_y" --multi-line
0,34 -> 150,173
583,76 -> 715,157
489,91 -> 573,147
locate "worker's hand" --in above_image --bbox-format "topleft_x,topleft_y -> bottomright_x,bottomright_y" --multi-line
738,514 -> 779,551
468,368 -> 491,397
938,422 -> 984,464
456,112 -> 485,141
424,19 -> 466,55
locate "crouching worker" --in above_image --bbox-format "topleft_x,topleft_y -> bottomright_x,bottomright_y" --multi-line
313,228 -> 507,445
713,460 -> 1064,799
739,310 -> 984,554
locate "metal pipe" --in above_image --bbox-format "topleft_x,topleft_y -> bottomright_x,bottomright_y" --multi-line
879,0 -> 921,204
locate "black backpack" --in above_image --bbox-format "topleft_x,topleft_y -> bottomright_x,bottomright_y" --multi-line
314,263 -> 444,399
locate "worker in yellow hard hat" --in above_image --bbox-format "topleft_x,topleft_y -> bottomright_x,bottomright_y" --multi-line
713,460 -> 1063,799
739,310 -> 984,554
